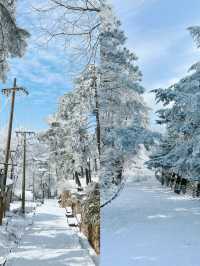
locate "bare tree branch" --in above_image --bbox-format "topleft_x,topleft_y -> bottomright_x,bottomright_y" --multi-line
50,0 -> 101,12
34,0 -> 102,66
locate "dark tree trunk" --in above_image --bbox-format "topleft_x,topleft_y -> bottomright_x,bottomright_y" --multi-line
170,173 -> 176,188
196,182 -> 200,197
75,171 -> 82,188
93,75 -> 101,157
81,166 -> 84,178
85,168 -> 90,185
174,175 -> 181,194
87,159 -> 92,183
94,158 -> 98,172
180,178 -> 187,194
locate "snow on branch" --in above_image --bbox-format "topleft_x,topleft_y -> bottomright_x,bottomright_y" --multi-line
0,0 -> 30,81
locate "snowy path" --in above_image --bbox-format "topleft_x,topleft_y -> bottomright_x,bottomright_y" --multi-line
102,178 -> 200,266
7,200 -> 95,266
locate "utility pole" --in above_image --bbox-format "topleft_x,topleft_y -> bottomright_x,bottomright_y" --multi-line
16,131 -> 35,214
10,150 -> 16,180
2,78 -> 28,192
9,150 -> 16,205
32,158 -> 38,202
9,151 -> 16,205
0,79 -> 28,225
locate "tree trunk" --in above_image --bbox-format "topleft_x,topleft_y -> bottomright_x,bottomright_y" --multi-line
94,158 -> 98,172
87,159 -> 92,183
75,171 -> 82,188
81,166 -> 84,178
0,193 -> 4,225
93,75 -> 101,157
174,176 -> 181,194
196,182 -> 200,197
85,168 -> 90,185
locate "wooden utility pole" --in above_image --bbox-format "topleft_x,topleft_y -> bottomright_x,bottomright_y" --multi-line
0,79 -> 28,225
8,150 -> 16,205
2,79 -> 28,191
10,150 -> 16,180
16,131 -> 35,214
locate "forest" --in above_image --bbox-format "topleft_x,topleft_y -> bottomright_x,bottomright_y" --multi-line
0,0 -> 200,266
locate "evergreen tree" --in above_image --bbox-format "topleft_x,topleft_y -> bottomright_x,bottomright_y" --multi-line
99,4 -> 149,205
0,0 -> 30,81
148,28 -> 200,182
42,84 -> 98,190
42,2 -> 150,206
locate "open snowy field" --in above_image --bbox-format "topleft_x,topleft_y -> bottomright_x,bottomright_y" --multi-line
101,178 -> 200,266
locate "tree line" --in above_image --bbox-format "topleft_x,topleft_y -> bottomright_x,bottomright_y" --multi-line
147,27 -> 200,196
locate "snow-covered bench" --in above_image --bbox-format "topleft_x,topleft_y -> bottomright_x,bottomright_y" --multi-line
65,207 -> 73,217
67,217 -> 78,227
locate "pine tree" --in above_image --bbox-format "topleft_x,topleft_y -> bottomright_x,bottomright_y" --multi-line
0,1 -> 30,81
148,28 -> 200,182
42,2 -> 150,206
99,4 -> 149,205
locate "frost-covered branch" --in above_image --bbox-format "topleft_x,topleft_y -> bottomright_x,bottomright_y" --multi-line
0,0 -> 30,82
34,0 -> 102,64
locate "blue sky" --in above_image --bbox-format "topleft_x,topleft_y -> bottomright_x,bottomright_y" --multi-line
112,0 -> 200,130
1,0 -> 200,132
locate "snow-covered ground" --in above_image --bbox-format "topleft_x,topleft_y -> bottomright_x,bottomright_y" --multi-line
7,200 -> 96,266
101,177 -> 200,266
0,201 -> 37,265
101,147 -> 200,266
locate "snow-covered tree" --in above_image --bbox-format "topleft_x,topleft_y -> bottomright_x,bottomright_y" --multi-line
9,134 -> 55,201
34,0 -> 102,63
0,0 -> 30,81
99,5 -> 149,205
148,28 -> 200,182
40,1 -> 150,206
42,83 -> 99,192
